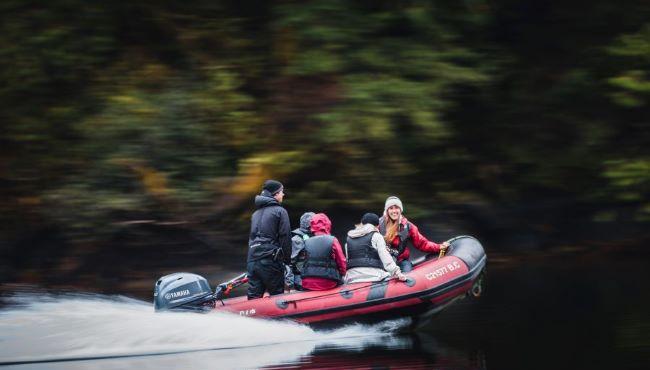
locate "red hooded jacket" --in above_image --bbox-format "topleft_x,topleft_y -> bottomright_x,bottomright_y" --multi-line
380,215 -> 443,262
301,213 -> 347,291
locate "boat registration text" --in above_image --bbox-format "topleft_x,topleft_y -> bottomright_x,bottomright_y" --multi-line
425,261 -> 462,280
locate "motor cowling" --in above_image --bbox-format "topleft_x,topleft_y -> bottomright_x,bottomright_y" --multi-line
153,272 -> 215,312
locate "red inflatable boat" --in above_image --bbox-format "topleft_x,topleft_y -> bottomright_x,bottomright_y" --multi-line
154,236 -> 486,326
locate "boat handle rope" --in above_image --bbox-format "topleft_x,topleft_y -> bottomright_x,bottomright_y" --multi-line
437,237 -> 455,259
279,279 -> 390,307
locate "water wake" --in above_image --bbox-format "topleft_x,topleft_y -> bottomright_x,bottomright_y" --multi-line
0,292 -> 410,369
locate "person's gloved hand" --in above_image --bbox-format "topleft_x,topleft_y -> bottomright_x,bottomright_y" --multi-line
395,272 -> 407,281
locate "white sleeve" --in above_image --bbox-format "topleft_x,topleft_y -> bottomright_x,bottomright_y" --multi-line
372,233 -> 401,276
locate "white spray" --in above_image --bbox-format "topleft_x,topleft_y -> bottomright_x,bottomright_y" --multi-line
0,292 -> 410,369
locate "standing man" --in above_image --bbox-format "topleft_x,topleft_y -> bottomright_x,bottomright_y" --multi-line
247,180 -> 291,299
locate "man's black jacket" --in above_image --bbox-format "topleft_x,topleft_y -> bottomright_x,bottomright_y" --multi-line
248,195 -> 291,264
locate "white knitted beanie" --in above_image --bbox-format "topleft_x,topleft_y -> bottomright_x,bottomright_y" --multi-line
384,196 -> 404,213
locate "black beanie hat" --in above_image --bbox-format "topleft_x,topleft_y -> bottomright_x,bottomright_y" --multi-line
361,212 -> 380,226
263,179 -> 284,195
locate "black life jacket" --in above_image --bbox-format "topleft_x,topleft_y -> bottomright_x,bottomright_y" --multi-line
302,235 -> 340,282
346,231 -> 384,269
379,219 -> 410,256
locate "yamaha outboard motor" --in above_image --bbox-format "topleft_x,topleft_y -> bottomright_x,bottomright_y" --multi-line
154,272 -> 216,312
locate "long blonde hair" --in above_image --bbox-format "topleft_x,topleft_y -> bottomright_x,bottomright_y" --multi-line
383,216 -> 399,244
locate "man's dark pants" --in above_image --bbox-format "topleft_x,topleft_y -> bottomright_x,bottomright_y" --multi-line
247,258 -> 284,299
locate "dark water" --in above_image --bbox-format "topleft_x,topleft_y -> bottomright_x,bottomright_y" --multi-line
1,250 -> 649,369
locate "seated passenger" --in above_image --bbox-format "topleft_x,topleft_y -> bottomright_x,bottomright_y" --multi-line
301,213 -> 347,291
344,213 -> 406,284
289,211 -> 315,290
380,196 -> 449,273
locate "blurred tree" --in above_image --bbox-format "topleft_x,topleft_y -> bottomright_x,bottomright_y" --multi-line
601,24 -> 650,221
1,0 -> 649,284
441,1 -> 650,240
269,0 -> 489,215
0,1 -> 117,246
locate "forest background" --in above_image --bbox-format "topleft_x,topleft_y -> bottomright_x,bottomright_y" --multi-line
1,1 -> 648,294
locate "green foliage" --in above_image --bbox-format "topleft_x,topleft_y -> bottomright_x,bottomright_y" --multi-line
603,160 -> 650,218
44,66 -> 261,233
270,1 -> 489,206
607,24 -> 650,107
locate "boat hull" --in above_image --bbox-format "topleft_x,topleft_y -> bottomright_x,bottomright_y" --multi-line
214,236 -> 486,325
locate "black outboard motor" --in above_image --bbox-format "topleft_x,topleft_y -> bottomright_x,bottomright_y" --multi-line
154,272 -> 216,312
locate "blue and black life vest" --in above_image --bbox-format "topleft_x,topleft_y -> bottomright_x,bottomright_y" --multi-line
346,232 -> 384,269
302,235 -> 341,282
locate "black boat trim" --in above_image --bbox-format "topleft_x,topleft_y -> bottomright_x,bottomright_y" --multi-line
280,255 -> 486,320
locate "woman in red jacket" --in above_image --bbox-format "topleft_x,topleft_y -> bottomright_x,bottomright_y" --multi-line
379,196 -> 449,272
300,213 -> 347,291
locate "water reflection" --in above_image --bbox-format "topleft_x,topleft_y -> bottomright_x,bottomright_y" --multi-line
0,333 -> 483,370
269,333 -> 486,370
